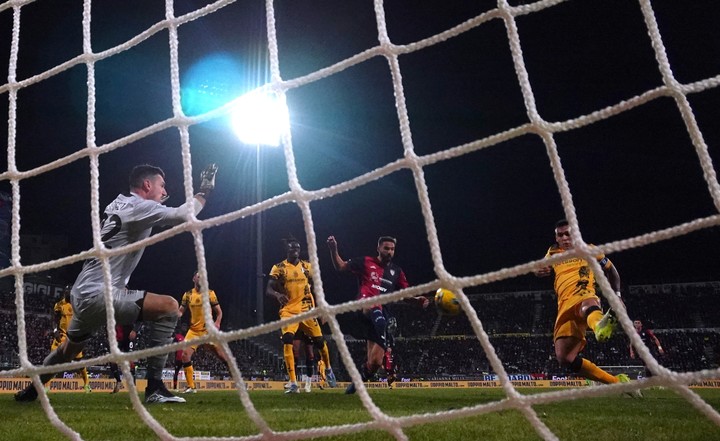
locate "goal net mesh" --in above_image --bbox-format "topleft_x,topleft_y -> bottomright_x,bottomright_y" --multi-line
2,0 -> 719,439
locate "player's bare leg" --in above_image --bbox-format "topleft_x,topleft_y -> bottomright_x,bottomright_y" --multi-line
346,341 -> 385,394
555,336 -> 617,384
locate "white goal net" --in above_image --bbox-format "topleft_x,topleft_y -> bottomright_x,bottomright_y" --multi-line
2,0 -> 720,440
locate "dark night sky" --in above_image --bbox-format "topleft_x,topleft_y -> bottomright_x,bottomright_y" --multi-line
1,0 -> 719,328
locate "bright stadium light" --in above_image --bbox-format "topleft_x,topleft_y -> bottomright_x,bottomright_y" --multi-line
230,89 -> 289,146
229,87 -> 289,325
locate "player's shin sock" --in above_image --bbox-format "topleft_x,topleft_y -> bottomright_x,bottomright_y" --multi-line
309,361 -> 316,378
585,306 -> 604,332
183,362 -> 196,389
81,367 -> 89,386
384,350 -> 395,385
146,312 -> 178,384
361,363 -> 374,382
110,363 -> 121,382
284,344 -> 297,383
319,342 -> 332,369
173,367 -> 180,390
571,356 -> 618,384
370,308 -> 387,348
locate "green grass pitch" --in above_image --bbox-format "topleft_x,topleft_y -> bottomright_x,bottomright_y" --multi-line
4,388 -> 720,440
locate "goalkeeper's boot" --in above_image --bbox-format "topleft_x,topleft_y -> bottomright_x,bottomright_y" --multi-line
111,382 -> 121,394
304,376 -> 312,393
145,383 -> 186,404
617,373 -> 643,398
594,309 -> 618,342
15,384 -> 39,402
345,382 -> 356,395
84,384 -> 92,393
325,368 -> 337,388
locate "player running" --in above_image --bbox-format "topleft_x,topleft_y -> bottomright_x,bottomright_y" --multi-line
45,286 -> 91,393
178,271 -> 231,394
327,235 -> 428,394
534,219 -> 641,397
630,319 -> 665,378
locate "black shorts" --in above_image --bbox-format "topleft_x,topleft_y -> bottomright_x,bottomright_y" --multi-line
347,310 -> 387,350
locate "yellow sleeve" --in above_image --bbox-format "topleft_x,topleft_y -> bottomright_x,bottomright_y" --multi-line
269,264 -> 282,280
209,290 -> 219,306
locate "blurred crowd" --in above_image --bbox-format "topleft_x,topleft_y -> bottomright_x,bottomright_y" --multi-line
1,281 -> 718,381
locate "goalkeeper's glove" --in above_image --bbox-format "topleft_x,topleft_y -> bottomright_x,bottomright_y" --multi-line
199,163 -> 218,195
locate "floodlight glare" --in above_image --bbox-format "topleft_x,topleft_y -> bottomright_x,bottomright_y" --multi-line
230,90 -> 289,146
181,53 -> 244,117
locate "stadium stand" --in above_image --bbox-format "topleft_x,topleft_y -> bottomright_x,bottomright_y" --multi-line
2,282 -> 718,381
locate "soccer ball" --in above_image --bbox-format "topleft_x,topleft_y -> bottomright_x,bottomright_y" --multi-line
434,288 -> 461,316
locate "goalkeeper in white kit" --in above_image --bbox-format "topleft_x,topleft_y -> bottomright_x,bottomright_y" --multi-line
15,163 -> 218,404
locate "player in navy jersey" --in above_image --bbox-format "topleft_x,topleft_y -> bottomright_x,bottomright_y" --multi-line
630,319 -> 664,378
16,163 -> 218,404
327,235 -> 428,394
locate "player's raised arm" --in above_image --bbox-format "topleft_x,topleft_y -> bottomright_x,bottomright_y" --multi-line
327,235 -> 348,272
194,163 -> 218,205
131,163 -> 218,228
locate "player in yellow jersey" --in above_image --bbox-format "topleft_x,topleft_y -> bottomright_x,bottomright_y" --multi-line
178,271 -> 230,394
535,220 -> 641,397
266,237 -> 337,394
46,286 -> 91,393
